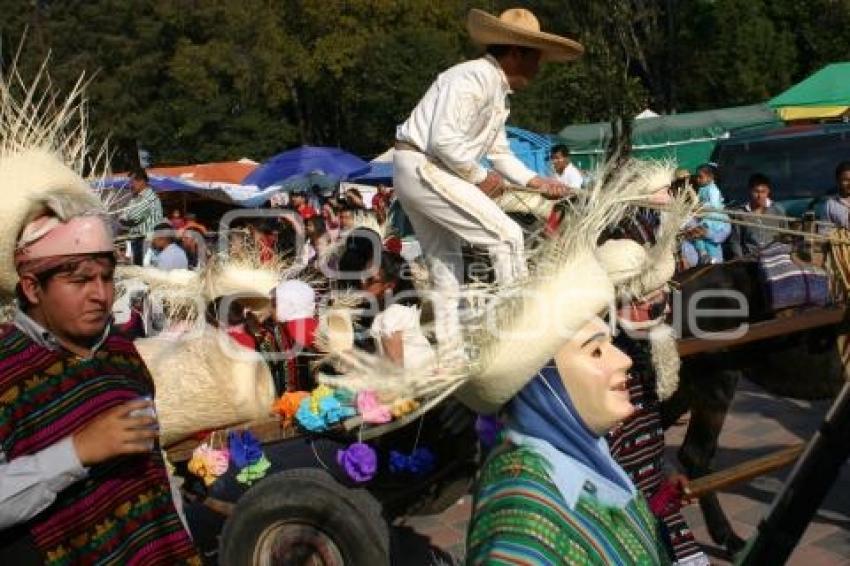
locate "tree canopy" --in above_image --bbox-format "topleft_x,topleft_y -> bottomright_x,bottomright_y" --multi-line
1,0 -> 848,169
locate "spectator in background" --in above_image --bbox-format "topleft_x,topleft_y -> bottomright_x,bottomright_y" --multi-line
322,198 -> 341,240
290,191 -> 317,220
182,212 -> 208,236
149,223 -> 189,271
168,209 -> 187,230
728,173 -> 787,258
254,220 -> 278,264
118,293 -> 148,340
681,164 -> 730,265
338,205 -> 358,233
361,250 -> 434,370
180,228 -> 206,269
305,216 -> 331,263
823,161 -> 850,230
371,183 -> 394,224
550,143 -> 583,190
119,168 -> 164,265
344,187 -> 365,209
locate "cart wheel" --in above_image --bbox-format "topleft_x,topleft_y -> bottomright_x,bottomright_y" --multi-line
219,468 -> 389,566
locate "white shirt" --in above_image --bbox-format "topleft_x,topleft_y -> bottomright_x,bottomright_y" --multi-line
371,304 -> 435,370
152,242 -> 189,271
396,55 -> 537,187
554,162 -> 583,189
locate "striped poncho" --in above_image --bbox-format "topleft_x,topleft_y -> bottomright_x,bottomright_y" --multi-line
607,333 -> 706,565
0,324 -> 199,565
467,442 -> 668,565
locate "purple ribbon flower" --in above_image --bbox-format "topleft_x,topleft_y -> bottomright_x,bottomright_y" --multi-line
337,442 -> 377,483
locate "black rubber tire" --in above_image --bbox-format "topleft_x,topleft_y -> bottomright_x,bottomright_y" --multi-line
218,468 -> 390,566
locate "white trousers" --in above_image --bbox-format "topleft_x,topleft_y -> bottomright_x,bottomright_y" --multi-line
393,149 -> 526,353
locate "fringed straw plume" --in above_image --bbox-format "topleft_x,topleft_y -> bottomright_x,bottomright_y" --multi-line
324,157 -> 686,415
0,52 -> 112,295
0,50 -> 110,188
465,158 -> 677,369
318,347 -> 467,403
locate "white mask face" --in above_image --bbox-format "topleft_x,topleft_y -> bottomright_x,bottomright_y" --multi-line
553,317 -> 635,435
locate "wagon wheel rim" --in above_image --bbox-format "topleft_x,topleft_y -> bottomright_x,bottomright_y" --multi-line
253,521 -> 345,566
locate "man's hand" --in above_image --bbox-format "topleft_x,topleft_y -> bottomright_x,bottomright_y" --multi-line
72,399 -> 158,466
670,472 -> 694,505
527,176 -> 573,200
477,171 -> 505,198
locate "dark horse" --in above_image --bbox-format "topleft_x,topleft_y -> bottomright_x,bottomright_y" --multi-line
663,259 -> 845,556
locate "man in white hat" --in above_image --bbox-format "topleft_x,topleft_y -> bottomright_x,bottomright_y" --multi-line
393,7 -> 583,357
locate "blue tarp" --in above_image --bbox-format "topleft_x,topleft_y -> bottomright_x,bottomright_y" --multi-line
242,146 -> 370,189
351,161 -> 393,186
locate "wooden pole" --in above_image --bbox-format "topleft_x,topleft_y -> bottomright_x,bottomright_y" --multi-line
684,444 -> 804,500
737,379 -> 850,565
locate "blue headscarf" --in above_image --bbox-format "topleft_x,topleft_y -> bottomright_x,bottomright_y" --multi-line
508,363 -> 632,492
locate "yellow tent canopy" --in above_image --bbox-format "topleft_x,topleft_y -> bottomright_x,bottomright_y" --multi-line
777,106 -> 850,121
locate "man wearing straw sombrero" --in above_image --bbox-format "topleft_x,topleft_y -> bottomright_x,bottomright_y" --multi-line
0,68 -> 199,563
393,8 -> 583,361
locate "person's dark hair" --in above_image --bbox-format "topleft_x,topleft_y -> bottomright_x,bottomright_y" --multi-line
550,143 -> 570,158
337,228 -> 380,289
747,173 -> 771,190
377,251 -> 419,307
153,222 -> 177,242
485,44 -> 538,59
129,167 -> 148,183
344,188 -> 363,207
15,253 -> 117,311
696,163 -> 715,179
835,161 -> 850,179
306,215 -> 326,236
276,218 -> 297,256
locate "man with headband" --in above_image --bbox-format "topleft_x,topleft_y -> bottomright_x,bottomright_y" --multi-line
0,211 -> 199,562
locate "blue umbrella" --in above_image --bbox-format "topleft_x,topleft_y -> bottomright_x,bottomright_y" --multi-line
350,161 -> 393,186
93,175 -> 204,193
242,145 -> 370,189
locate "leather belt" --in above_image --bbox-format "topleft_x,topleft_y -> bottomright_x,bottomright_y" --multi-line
394,140 -> 425,154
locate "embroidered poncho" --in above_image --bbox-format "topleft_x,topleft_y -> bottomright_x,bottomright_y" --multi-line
0,324 -> 199,565
467,443 -> 669,565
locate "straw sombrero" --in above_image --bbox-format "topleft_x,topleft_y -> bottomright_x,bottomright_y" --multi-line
320,160 -> 696,415
0,67 -> 105,296
466,8 -> 584,63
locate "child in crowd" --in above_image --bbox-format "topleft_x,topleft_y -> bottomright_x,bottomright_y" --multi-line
360,249 -> 434,369
681,164 -> 730,266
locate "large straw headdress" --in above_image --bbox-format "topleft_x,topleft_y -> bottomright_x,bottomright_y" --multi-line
467,8 -> 584,63
0,62 -> 105,296
321,160 -> 696,415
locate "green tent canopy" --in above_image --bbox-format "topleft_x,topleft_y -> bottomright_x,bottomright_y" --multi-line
556,104 -> 781,171
768,62 -> 850,121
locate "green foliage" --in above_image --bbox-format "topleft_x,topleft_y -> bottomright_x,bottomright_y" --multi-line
0,0 -> 848,168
